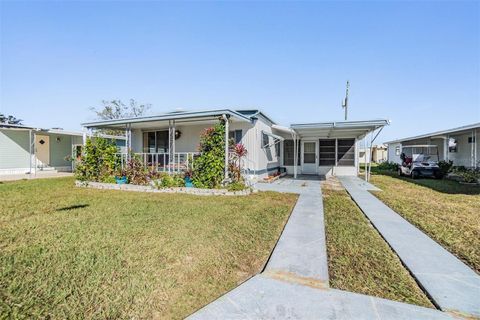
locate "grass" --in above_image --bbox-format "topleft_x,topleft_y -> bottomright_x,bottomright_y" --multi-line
322,180 -> 433,308
0,177 -> 297,319
369,171 -> 480,273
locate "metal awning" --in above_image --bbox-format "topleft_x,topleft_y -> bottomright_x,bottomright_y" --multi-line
290,120 -> 390,139
261,130 -> 284,148
81,109 -> 252,130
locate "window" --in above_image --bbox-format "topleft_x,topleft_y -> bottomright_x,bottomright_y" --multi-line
319,139 -> 336,166
448,138 -> 457,153
262,132 -> 269,148
228,130 -> 243,144
337,139 -> 355,166
143,130 -> 169,153
395,146 -> 401,156
283,140 -> 300,165
468,136 -> 476,143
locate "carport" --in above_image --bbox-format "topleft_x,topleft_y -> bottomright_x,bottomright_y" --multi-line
273,120 -> 389,180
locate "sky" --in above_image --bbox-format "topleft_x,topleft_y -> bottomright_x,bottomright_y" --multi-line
1,1 -> 479,143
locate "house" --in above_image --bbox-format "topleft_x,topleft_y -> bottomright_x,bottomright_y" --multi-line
359,144 -> 388,164
0,123 -> 125,175
81,109 -> 389,180
386,123 -> 479,168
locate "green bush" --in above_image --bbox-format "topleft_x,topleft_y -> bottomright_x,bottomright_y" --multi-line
192,121 -> 226,188
154,173 -> 185,188
437,160 -> 453,176
227,181 -> 247,192
458,169 -> 480,183
376,161 -> 399,171
74,137 -> 119,182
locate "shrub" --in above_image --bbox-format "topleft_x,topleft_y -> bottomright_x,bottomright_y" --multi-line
458,169 -> 480,183
74,137 -> 119,182
376,161 -> 398,171
227,181 -> 247,192
123,155 -> 149,185
192,121 -> 226,188
153,173 -> 185,188
437,160 -> 453,176
230,143 -> 248,182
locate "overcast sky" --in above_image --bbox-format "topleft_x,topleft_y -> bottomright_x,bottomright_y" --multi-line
1,1 -> 479,143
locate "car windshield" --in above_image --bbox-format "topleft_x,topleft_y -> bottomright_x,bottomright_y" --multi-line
402,146 -> 439,162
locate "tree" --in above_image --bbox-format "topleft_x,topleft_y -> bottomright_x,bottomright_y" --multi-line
90,99 -> 151,120
0,113 -> 23,125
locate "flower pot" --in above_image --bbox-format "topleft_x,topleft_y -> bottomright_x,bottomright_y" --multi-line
115,176 -> 128,184
184,177 -> 193,188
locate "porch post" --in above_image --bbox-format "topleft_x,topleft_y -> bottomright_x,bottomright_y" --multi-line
444,135 -> 449,162
125,125 -> 130,160
82,127 -> 87,146
172,120 -> 176,171
224,114 -> 229,182
364,135 -> 368,182
472,129 -> 475,168
33,132 -> 37,176
28,129 -> 32,177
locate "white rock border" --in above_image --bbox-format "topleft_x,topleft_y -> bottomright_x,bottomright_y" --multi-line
75,180 -> 255,196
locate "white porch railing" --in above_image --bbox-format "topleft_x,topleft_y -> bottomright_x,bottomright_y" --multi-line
118,152 -> 200,173
117,151 -> 255,178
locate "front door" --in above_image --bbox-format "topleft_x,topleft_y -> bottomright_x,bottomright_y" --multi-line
302,141 -> 317,174
35,135 -> 50,167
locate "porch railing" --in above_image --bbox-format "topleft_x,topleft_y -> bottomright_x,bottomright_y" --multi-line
117,151 -> 256,177
118,152 -> 200,173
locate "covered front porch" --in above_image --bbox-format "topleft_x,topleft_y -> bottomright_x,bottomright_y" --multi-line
82,110 -> 254,176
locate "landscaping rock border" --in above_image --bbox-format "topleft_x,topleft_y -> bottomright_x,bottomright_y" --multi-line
75,180 -> 254,196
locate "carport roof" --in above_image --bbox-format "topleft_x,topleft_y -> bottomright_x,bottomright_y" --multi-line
290,119 -> 390,138
385,122 -> 480,144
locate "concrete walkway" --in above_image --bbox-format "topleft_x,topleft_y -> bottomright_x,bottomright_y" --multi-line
188,274 -> 453,320
256,177 -> 329,286
188,177 -> 455,319
0,172 -> 73,182
339,175 -> 480,318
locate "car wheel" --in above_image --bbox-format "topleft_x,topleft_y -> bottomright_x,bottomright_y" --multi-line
411,171 -> 419,179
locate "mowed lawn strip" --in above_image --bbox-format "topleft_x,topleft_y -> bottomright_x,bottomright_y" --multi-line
0,177 -> 297,319
369,173 -> 480,273
322,184 -> 433,308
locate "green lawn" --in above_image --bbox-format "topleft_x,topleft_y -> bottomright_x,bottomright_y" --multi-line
369,172 -> 480,273
0,177 -> 297,319
322,180 -> 433,308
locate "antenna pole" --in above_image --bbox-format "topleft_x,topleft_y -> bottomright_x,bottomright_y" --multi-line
342,80 -> 349,120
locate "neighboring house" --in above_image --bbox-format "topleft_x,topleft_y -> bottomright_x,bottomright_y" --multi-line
0,123 -> 125,175
359,144 -> 388,164
386,123 -> 479,168
82,109 -> 389,179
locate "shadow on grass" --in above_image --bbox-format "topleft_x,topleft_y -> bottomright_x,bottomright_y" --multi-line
371,169 -> 480,195
56,204 -> 90,211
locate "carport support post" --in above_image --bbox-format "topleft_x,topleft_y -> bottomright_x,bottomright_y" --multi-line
28,129 -> 32,178
223,114 -> 229,182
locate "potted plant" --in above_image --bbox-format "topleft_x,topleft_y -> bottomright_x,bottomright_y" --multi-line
115,168 -> 128,184
184,170 -> 194,187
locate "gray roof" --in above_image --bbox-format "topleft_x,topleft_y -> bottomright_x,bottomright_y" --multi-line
385,122 -> 480,144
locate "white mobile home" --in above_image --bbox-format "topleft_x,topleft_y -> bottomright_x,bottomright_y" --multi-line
0,123 -> 125,175
81,109 -> 389,179
386,123 -> 479,168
